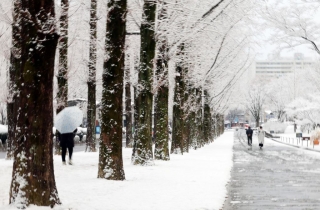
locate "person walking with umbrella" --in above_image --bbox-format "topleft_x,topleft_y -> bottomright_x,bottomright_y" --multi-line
58,129 -> 77,165
54,106 -> 83,165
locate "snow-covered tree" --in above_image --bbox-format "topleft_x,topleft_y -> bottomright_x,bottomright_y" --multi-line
86,0 -> 98,152
132,0 -> 156,165
285,95 -> 320,128
98,0 -> 126,180
9,0 -> 60,207
56,0 -> 69,114
171,44 -> 189,154
154,0 -> 170,160
261,0 -> 320,57
245,84 -> 266,127
264,77 -> 292,121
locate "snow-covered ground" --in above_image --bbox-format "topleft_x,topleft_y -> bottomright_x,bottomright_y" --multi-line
0,131 -> 234,210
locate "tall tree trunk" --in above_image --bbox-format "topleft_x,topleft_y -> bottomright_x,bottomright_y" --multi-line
182,80 -> 189,153
125,51 -> 133,148
189,110 -> 197,149
154,85 -> 170,160
98,0 -> 126,180
125,80 -> 132,147
212,113 -> 217,139
86,0 -> 97,152
154,1 -> 169,161
6,0 -> 21,160
57,0 -> 69,113
55,0 -> 69,155
220,114 -> 225,135
9,0 -> 60,207
187,88 -> 198,150
171,87 -> 183,154
203,104 -> 211,144
171,51 -> 184,154
195,88 -> 204,148
132,0 -> 156,165
203,91 -> 211,144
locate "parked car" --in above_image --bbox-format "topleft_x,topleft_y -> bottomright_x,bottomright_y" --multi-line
0,124 -> 8,147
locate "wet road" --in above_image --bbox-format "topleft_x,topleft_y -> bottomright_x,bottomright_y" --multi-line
223,131 -> 320,210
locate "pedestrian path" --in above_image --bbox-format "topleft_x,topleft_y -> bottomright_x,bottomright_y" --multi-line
223,131 -> 320,210
0,144 -> 86,159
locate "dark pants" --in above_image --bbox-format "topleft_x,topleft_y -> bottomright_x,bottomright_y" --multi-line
62,146 -> 73,162
247,136 -> 252,145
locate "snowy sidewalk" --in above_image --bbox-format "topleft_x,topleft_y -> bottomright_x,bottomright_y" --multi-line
0,131 -> 234,210
223,132 -> 320,210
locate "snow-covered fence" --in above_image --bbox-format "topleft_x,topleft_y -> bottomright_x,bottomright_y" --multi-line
278,134 -> 319,150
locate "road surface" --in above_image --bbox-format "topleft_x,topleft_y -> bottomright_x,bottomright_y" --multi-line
223,130 -> 320,210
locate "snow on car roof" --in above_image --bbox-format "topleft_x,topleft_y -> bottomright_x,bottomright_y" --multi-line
0,124 -> 8,134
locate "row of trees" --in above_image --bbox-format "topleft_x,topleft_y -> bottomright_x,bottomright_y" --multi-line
1,0 -> 256,208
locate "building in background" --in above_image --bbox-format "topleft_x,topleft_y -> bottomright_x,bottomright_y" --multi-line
254,53 -> 313,81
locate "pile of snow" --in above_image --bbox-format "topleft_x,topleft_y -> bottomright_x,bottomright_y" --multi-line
0,132 -> 234,210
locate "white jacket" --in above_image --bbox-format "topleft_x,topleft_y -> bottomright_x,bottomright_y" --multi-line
258,129 -> 265,144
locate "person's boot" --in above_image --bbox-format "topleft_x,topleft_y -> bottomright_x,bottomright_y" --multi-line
69,159 -> 72,165
62,161 -> 66,165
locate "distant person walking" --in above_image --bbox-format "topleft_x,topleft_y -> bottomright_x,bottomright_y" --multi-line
246,126 -> 253,146
58,129 -> 77,165
258,126 -> 265,149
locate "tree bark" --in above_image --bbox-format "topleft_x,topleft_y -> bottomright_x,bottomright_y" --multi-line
98,0 -> 126,180
9,0 -> 60,207
55,0 -> 69,155
125,81 -> 133,147
195,88 -> 204,148
86,0 -> 97,152
220,114 -> 225,135
132,0 -> 156,165
154,1 -> 170,160
256,118 -> 259,128
6,0 -> 21,160
171,43 -> 191,154
189,109 -> 197,149
57,0 -> 69,113
154,86 -> 170,160
203,103 -> 211,144
171,52 -> 184,154
203,91 -> 212,144
212,113 -> 217,139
